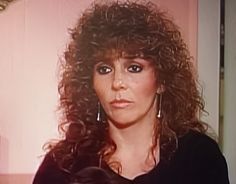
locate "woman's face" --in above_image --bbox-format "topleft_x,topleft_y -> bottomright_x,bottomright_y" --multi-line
93,55 -> 159,128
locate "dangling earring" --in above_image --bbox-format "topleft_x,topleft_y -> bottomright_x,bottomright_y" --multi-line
157,93 -> 162,119
96,101 -> 101,122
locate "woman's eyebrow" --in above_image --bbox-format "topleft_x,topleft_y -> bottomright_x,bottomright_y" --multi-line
94,59 -> 110,65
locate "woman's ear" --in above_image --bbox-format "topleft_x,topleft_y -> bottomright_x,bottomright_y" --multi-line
156,84 -> 165,94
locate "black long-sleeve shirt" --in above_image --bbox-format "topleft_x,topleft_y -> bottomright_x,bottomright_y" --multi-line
33,131 -> 230,184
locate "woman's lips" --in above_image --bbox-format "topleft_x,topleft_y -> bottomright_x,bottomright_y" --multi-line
110,99 -> 133,108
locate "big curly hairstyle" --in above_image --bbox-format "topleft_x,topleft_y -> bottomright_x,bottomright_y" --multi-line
48,0 -> 207,174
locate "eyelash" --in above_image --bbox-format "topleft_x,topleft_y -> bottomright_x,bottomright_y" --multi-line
96,65 -> 112,74
95,64 -> 143,74
127,65 -> 143,73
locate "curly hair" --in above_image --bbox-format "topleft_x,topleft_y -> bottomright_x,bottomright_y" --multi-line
48,0 -> 207,173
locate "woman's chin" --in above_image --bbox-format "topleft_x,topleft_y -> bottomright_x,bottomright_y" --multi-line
108,117 -> 138,129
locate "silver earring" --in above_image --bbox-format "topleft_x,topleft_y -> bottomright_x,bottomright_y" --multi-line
157,93 -> 162,119
96,101 -> 101,122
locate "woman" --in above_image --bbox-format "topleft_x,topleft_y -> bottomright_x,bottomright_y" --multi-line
33,1 -> 229,184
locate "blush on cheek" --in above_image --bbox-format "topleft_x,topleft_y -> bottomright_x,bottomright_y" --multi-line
135,75 -> 157,94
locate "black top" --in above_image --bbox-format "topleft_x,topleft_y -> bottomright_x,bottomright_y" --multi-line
33,131 -> 230,184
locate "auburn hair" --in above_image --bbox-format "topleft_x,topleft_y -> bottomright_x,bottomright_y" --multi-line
47,0 -> 207,173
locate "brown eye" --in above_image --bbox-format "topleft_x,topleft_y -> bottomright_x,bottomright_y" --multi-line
127,65 -> 143,73
96,65 -> 112,74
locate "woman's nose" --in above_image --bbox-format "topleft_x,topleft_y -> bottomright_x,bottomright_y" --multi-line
112,71 -> 127,90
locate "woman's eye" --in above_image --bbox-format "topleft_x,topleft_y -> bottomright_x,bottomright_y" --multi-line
127,65 -> 143,73
96,65 -> 112,74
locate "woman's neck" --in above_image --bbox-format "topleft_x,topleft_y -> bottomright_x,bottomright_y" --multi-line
108,116 -> 159,154
107,118 -> 160,179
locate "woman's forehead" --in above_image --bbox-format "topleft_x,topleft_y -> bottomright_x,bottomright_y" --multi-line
93,48 -> 145,62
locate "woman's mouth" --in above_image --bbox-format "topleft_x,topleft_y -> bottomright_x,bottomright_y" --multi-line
110,99 -> 133,108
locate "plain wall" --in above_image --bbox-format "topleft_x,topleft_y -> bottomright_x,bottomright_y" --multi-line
0,0 -> 93,176
222,0 -> 236,183
0,0 -> 197,181
198,0 -> 221,135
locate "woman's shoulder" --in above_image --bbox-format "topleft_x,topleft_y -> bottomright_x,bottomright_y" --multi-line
178,130 -> 218,149
32,150 -> 100,184
172,130 -> 229,184
32,152 -> 70,184
176,130 -> 224,162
